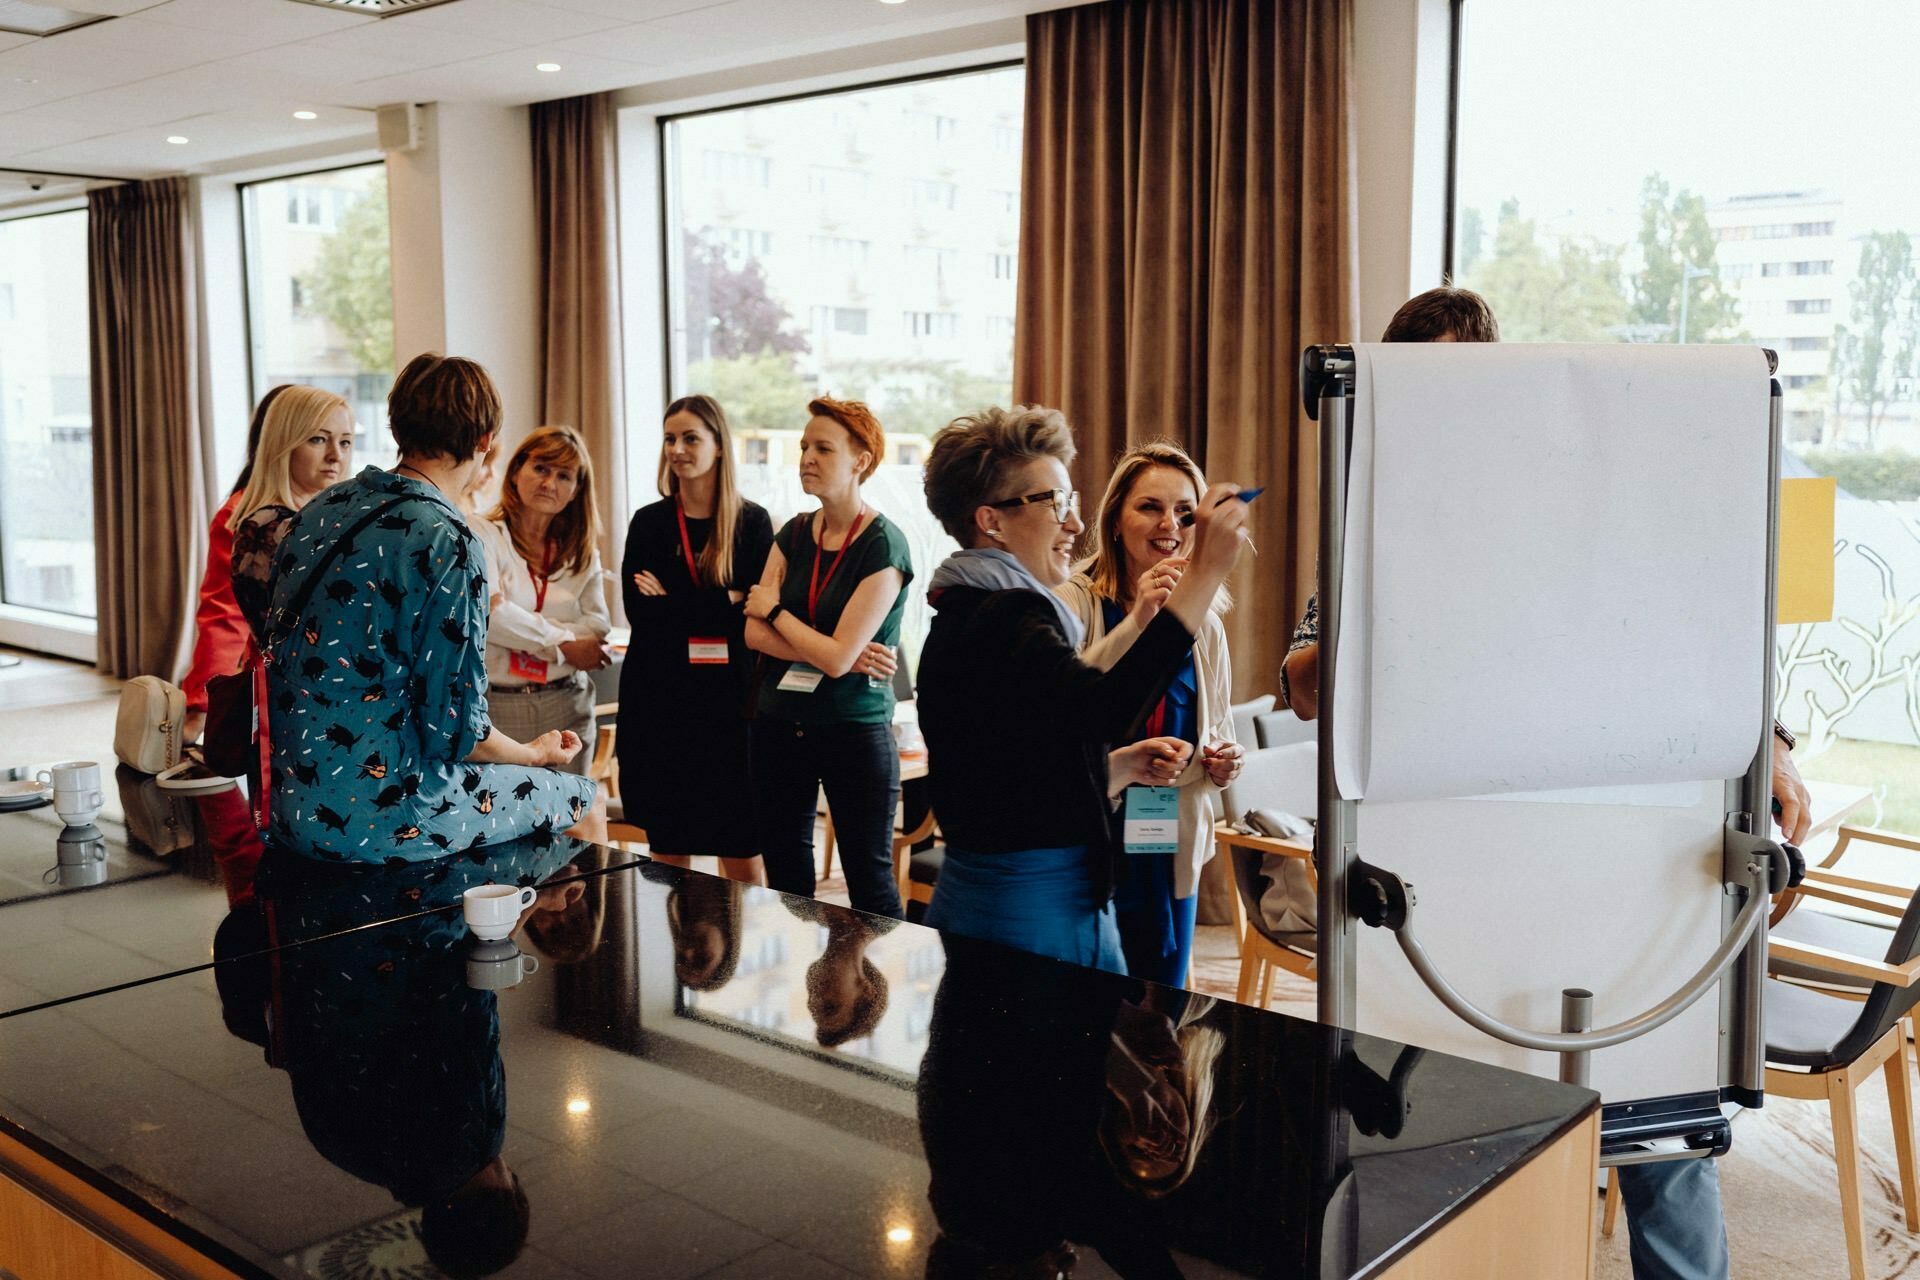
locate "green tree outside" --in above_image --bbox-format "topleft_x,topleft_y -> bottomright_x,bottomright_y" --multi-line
1832,231 -> 1918,449
1459,199 -> 1630,342
1630,174 -> 1742,342
299,175 -> 396,374
686,352 -> 811,435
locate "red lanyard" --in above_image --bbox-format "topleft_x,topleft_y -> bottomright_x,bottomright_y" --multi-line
808,511 -> 866,622
528,539 -> 556,612
675,498 -> 702,586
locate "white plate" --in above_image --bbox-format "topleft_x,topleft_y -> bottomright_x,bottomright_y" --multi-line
0,779 -> 51,810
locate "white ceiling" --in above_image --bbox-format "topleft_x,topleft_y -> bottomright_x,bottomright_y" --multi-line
0,0 -> 1057,201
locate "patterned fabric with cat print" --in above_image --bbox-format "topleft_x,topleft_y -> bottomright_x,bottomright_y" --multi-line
263,466 -> 595,864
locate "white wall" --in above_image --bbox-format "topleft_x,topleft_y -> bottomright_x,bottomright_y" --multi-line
386,103 -> 542,452
1352,0 -> 1453,339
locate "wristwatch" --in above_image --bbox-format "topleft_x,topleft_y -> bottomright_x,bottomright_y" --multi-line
1772,720 -> 1796,751
764,603 -> 787,628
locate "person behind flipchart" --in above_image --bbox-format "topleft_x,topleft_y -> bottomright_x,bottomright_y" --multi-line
1056,441 -> 1244,987
470,426 -> 614,783
1278,285 -> 1810,1280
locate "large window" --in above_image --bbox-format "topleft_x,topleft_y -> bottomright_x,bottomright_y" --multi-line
241,163 -> 396,471
660,65 -> 1026,665
0,209 -> 94,618
1453,0 -> 1920,834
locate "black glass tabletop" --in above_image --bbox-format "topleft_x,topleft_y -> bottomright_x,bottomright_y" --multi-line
0,851 -> 1596,1279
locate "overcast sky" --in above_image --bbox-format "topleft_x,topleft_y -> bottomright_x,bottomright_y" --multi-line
1454,0 -> 1920,240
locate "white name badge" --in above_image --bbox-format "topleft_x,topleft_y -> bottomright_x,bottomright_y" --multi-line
688,637 -> 729,665
776,663 -> 826,694
1123,785 -> 1180,854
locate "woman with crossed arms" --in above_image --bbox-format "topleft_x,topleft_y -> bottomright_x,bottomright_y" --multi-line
744,396 -> 911,920
621,395 -> 774,883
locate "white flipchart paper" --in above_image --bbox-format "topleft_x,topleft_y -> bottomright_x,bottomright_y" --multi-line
1332,343 -> 1771,803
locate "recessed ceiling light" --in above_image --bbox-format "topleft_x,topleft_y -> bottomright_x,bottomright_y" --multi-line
536,62 -> 561,72
566,1097 -> 591,1115
886,1226 -> 914,1244
879,0 -> 908,5
293,110 -> 318,120
166,136 -> 189,145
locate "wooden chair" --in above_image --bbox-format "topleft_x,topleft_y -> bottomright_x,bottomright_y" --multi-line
1216,828 -> 1316,1009
1604,837 -> 1920,1256
588,705 -> 646,851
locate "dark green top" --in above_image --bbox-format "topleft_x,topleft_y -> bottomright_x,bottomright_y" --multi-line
758,509 -> 914,725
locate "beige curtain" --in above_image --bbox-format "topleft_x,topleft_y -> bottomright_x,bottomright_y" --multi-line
1015,0 -> 1357,702
532,92 -> 627,573
89,176 -> 205,679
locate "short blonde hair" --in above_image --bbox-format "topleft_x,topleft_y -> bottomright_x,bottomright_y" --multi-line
229,385 -> 350,528
922,405 -> 1077,545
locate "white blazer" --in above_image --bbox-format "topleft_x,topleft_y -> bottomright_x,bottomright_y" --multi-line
1055,574 -> 1236,900
472,516 -> 611,688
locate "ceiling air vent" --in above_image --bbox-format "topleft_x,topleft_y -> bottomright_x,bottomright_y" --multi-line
283,0 -> 463,15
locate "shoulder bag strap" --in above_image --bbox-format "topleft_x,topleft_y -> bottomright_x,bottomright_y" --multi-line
262,495 -> 429,659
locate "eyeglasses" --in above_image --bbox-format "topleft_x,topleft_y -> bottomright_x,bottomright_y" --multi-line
988,488 -> 1081,525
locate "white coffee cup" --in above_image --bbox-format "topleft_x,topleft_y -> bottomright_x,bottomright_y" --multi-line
55,823 -> 107,864
38,762 -> 103,826
39,761 -> 101,793
463,883 -> 537,941
45,827 -> 107,888
466,938 -> 541,990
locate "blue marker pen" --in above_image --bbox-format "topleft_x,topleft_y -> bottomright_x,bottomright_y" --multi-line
1178,487 -> 1264,527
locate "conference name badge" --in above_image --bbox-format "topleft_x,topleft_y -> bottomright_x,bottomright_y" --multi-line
688,637 -> 729,665
508,651 -> 549,682
1123,785 -> 1180,855
776,663 -> 826,694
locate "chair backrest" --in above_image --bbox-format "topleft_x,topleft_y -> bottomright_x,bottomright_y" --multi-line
1221,742 -> 1317,824
1835,890 -> 1920,1064
1229,695 -> 1276,753
1254,709 -> 1315,749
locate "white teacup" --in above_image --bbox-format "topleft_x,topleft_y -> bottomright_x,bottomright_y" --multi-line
466,938 -> 541,990
39,761 -> 101,793
43,859 -> 109,888
463,883 -> 537,941
55,823 -> 107,864
38,762 -> 103,826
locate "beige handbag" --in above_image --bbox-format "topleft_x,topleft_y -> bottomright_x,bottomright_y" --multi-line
115,674 -> 186,775
114,675 -> 230,793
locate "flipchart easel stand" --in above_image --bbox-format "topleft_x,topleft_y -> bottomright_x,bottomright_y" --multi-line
1299,343 -> 1798,1164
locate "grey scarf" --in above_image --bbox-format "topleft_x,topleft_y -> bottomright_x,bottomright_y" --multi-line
928,548 -> 1085,649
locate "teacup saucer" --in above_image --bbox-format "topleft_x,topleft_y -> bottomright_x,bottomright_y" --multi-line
0,779 -> 51,812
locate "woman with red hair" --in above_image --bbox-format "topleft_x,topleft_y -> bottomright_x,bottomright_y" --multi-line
744,396 -> 912,918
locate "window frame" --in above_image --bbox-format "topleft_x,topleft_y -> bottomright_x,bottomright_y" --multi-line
235,158 -> 391,418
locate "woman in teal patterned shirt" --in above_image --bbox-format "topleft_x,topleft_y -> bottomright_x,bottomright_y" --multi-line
263,354 -> 595,863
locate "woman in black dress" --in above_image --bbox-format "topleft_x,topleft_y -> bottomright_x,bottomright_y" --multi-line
619,395 -> 774,883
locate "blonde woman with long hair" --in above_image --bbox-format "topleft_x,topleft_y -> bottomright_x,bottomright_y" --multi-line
621,396 -> 774,883
227,385 -> 356,642
471,425 -> 613,777
1053,440 -> 1245,986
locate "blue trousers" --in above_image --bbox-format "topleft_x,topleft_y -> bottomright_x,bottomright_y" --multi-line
1617,1158 -> 1729,1280
1112,852 -> 1198,987
925,846 -> 1126,975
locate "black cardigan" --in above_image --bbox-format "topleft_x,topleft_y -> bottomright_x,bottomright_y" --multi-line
917,586 -> 1198,898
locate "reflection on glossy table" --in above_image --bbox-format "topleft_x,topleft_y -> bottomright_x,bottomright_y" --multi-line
0,839 -> 1599,1280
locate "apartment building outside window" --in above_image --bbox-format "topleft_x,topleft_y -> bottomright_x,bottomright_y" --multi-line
1452,0 -> 1920,830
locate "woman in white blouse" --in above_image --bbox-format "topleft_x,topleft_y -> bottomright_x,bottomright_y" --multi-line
474,425 -> 612,775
